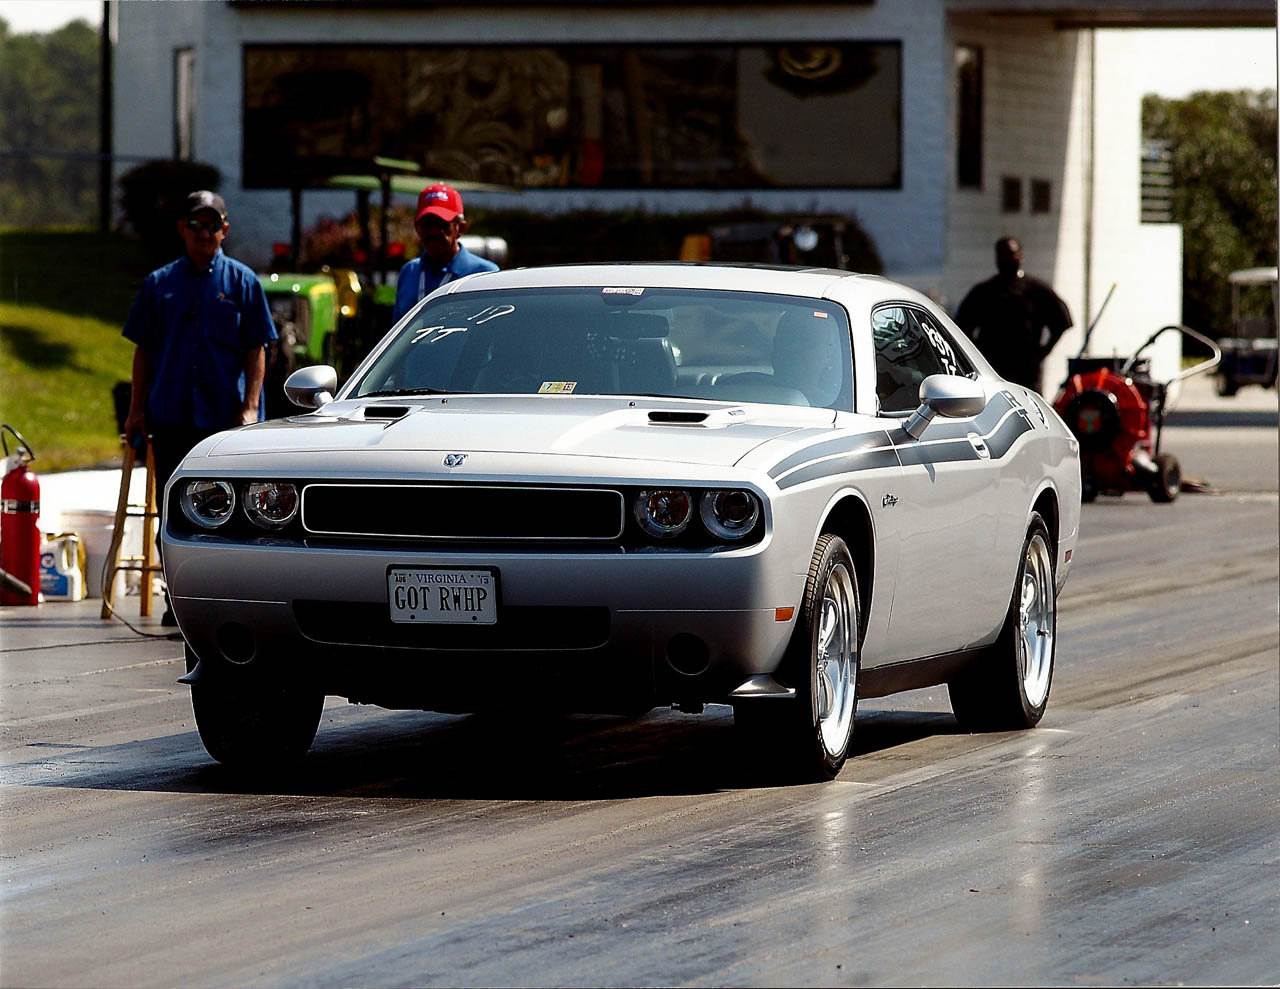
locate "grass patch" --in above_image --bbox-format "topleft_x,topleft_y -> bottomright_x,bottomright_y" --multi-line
0,303 -> 135,471
0,230 -> 152,471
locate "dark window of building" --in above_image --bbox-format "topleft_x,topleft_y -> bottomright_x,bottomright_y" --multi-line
1001,176 -> 1022,213
242,43 -> 902,190
174,48 -> 195,161
955,44 -> 982,189
1030,178 -> 1051,213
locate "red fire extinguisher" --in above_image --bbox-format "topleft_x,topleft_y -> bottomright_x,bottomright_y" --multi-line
1,425 -> 40,606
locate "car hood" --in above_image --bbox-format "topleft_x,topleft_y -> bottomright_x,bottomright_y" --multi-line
206,395 -> 837,469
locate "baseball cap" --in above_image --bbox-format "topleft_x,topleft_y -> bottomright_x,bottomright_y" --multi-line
184,190 -> 227,221
415,183 -> 463,224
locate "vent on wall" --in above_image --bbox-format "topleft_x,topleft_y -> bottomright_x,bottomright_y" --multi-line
1141,139 -> 1174,223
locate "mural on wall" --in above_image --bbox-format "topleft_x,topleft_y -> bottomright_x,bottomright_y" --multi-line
242,43 -> 900,190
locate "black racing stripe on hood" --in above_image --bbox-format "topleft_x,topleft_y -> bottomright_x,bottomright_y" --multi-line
776,447 -> 902,489
769,430 -> 896,479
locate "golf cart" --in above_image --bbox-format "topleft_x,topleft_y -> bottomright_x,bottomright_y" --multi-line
1216,266 -> 1278,396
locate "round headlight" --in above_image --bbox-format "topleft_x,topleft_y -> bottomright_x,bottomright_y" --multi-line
634,489 -> 693,539
243,481 -> 299,529
180,480 -> 236,529
700,489 -> 761,540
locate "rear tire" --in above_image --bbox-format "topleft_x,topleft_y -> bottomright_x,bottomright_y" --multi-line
734,534 -> 860,781
949,514 -> 1056,731
1148,452 -> 1181,503
1217,374 -> 1238,397
187,647 -> 324,769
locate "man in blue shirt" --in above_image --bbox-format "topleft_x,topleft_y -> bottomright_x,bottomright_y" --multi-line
391,183 -> 498,323
122,190 -> 275,623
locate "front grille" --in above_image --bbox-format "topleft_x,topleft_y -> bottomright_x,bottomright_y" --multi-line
294,600 -> 610,650
301,484 -> 625,540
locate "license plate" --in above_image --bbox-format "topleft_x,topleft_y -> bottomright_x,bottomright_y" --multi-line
387,567 -> 498,624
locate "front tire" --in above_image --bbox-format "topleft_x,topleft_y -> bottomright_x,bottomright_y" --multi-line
187,647 -> 324,769
735,534 -> 861,781
949,514 -> 1056,731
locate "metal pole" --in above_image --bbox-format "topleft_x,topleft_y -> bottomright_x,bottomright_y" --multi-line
98,0 -> 113,232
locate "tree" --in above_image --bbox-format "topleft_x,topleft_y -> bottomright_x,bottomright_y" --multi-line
0,16 -> 100,227
1143,90 -> 1279,336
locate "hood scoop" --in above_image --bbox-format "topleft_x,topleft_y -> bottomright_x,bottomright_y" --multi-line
362,404 -> 412,421
648,410 -> 708,424
647,407 -> 747,427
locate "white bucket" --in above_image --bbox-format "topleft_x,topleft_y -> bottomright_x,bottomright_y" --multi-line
58,508 -> 138,600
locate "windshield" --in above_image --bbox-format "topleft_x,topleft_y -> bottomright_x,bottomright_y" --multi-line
352,286 -> 854,410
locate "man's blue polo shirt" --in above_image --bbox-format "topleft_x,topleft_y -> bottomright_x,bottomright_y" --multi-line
391,245 -> 499,323
123,249 -> 276,430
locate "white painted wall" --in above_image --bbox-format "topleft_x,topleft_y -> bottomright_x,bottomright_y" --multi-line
939,16 -> 1181,394
943,14 -> 1084,312
113,2 -> 951,277
1071,28 -> 1182,390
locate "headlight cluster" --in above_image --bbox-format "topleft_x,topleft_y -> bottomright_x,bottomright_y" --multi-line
633,488 -> 762,542
180,479 -> 299,530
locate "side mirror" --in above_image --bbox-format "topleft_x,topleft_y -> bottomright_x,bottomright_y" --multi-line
903,374 -> 987,439
284,364 -> 338,409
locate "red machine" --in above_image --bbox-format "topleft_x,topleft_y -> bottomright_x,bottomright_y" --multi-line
1,425 -> 40,605
1052,324 -> 1221,504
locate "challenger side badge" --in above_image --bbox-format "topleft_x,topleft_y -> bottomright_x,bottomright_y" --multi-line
443,453 -> 468,468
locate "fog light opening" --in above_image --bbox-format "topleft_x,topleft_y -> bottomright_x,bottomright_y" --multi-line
666,633 -> 710,677
216,622 -> 257,665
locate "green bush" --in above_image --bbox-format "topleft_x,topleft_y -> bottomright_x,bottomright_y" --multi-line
117,159 -> 221,269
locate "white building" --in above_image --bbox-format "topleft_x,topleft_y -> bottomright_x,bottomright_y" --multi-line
110,0 -> 1273,387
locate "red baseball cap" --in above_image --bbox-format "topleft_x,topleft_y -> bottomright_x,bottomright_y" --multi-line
416,183 -> 464,224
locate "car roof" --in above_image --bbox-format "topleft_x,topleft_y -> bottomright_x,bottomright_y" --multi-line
445,261 -> 896,297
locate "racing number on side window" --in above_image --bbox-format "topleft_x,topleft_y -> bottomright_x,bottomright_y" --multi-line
917,314 -> 961,376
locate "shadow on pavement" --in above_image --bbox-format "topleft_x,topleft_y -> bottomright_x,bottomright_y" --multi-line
5,702 -> 965,801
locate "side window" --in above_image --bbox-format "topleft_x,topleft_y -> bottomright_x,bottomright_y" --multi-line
872,305 -> 964,413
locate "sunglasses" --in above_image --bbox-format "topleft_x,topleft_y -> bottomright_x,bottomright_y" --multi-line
184,218 -> 224,234
416,216 -> 456,233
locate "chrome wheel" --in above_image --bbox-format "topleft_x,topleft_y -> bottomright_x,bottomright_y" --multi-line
1019,531 -> 1055,709
815,561 -> 858,760
733,533 -> 861,781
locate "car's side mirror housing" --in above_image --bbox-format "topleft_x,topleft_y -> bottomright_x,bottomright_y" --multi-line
903,374 -> 987,439
284,364 -> 338,409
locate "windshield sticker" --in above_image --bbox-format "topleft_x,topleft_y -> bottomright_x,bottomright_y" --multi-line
470,304 -> 515,324
539,381 -> 578,394
813,311 -> 829,318
410,324 -> 469,344
602,287 -> 645,296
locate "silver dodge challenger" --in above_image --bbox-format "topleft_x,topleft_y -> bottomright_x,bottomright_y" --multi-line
166,263 -> 1081,780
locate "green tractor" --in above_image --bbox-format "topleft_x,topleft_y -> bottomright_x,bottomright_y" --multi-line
259,268 -> 366,418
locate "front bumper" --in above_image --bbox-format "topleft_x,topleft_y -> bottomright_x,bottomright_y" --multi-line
164,530 -> 805,711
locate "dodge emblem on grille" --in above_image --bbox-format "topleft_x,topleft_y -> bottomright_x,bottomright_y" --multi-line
443,453 -> 468,468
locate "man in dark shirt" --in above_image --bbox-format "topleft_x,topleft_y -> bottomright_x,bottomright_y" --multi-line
955,236 -> 1073,392
122,190 -> 275,623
